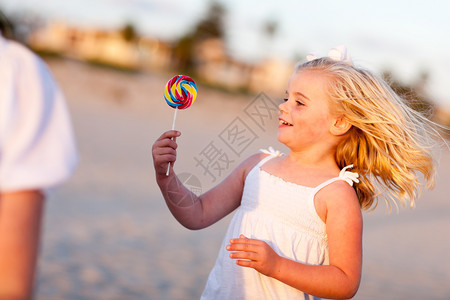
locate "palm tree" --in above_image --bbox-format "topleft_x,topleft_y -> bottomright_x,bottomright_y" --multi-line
173,1 -> 226,73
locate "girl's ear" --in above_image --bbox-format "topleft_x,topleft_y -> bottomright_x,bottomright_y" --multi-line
330,116 -> 352,136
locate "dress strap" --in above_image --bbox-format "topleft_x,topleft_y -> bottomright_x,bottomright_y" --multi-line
311,165 -> 359,196
259,147 -> 282,157
256,147 -> 283,168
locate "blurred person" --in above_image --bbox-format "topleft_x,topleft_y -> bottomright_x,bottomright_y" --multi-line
153,46 -> 444,299
0,26 -> 77,299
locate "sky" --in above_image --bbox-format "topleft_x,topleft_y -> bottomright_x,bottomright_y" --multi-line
1,0 -> 449,109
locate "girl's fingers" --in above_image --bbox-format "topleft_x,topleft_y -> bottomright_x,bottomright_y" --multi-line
153,138 -> 178,151
229,237 -> 262,246
226,236 -> 277,276
235,260 -> 255,268
152,131 -> 181,177
156,153 -> 177,163
227,240 -> 259,253
157,130 -> 181,141
152,133 -> 179,161
152,148 -> 177,166
229,250 -> 258,261
154,146 -> 177,157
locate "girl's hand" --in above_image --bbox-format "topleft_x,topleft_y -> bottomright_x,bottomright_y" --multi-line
227,234 -> 280,277
152,130 -> 181,178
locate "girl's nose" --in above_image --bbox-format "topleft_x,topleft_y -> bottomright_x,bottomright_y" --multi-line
279,100 -> 288,114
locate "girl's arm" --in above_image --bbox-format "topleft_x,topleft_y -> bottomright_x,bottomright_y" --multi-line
227,181 -> 362,299
152,130 -> 264,230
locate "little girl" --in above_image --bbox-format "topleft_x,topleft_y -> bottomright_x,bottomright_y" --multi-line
152,46 -> 442,299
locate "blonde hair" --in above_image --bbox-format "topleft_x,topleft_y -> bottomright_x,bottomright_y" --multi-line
296,58 -> 444,211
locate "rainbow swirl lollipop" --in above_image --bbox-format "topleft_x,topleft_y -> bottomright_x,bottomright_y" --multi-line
164,75 -> 197,110
164,75 -> 197,175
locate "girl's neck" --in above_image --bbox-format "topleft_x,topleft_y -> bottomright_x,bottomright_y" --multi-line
286,148 -> 338,170
262,148 -> 341,187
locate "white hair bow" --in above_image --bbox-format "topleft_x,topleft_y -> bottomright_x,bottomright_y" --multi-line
306,45 -> 353,65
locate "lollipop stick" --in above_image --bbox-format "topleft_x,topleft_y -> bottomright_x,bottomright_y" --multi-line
171,107 -> 178,131
166,107 -> 178,176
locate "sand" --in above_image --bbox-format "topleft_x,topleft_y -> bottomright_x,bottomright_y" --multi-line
35,58 -> 450,300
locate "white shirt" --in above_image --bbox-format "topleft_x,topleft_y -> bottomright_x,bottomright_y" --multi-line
0,34 -> 78,192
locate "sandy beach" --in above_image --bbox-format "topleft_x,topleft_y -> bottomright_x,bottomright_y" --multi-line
35,58 -> 450,300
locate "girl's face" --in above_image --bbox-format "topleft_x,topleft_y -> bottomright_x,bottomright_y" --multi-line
278,70 -> 336,152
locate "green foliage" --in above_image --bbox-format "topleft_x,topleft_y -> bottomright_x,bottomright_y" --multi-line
120,23 -> 137,42
173,34 -> 195,74
192,1 -> 226,40
263,19 -> 278,40
172,1 -> 226,73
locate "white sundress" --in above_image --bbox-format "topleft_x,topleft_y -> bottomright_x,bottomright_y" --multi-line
201,148 -> 359,300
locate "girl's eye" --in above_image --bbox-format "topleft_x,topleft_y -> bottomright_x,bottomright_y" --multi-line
296,100 -> 304,106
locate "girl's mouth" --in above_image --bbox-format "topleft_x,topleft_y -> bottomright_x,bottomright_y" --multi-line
279,119 -> 293,126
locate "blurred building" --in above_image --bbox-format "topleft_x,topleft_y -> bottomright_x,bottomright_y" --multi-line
27,22 -> 293,95
194,38 -> 293,95
28,21 -> 172,71
249,58 -> 293,95
137,37 -> 172,71
194,38 -> 252,91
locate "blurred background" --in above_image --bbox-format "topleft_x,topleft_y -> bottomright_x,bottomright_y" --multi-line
1,0 -> 449,299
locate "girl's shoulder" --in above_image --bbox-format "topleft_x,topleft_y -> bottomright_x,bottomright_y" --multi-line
240,148 -> 282,170
239,153 -> 268,179
315,179 -> 360,223
236,148 -> 283,181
